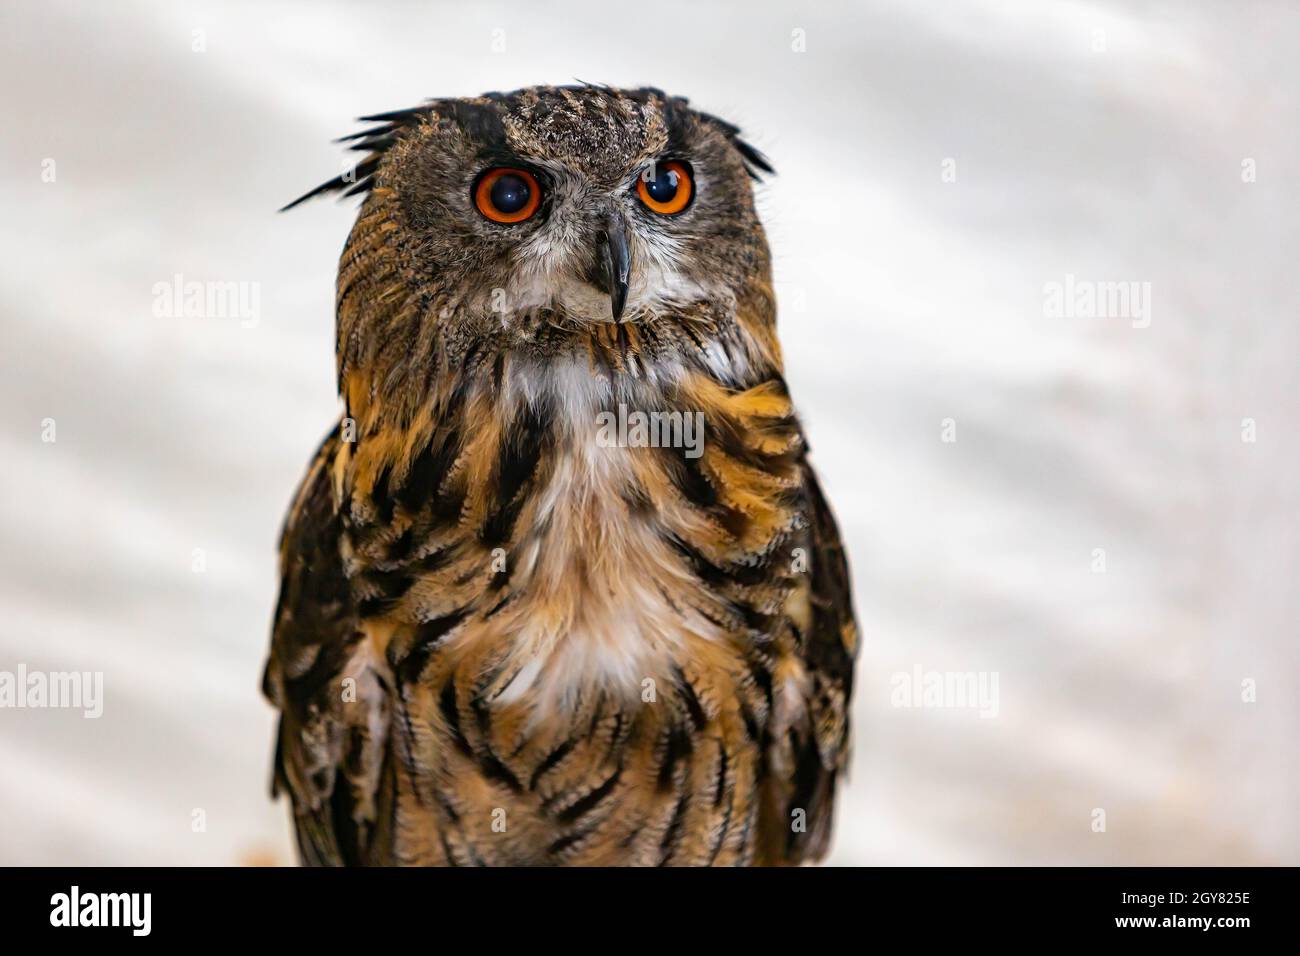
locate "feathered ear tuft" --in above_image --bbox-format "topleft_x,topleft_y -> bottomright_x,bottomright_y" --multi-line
623,87 -> 774,181
695,110 -> 774,181
279,105 -> 431,212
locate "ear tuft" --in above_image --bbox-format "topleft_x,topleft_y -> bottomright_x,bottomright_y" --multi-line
280,105 -> 431,212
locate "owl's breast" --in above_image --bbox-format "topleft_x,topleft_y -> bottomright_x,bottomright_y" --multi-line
332,348 -> 812,863
459,426 -> 727,714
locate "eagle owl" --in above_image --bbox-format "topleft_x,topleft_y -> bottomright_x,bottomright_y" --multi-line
263,85 -> 858,866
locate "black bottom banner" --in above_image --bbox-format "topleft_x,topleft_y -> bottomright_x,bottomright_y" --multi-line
0,866 -> 1280,943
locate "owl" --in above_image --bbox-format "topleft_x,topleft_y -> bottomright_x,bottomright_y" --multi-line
262,85 -> 858,866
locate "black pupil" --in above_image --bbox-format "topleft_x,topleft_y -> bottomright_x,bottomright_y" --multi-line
490,173 -> 530,213
645,166 -> 680,203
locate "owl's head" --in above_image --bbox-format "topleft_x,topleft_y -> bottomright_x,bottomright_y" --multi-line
288,86 -> 776,395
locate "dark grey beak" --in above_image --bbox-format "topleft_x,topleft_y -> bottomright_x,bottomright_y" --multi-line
595,213 -> 631,321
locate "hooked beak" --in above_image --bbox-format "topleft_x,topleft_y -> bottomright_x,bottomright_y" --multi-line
595,213 -> 631,322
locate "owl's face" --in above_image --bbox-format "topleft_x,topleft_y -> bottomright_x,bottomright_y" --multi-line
312,87 -> 773,341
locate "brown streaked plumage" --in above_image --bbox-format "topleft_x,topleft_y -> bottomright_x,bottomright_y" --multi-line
262,85 -> 858,866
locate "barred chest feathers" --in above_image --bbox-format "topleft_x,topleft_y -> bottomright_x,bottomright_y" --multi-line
459,355 -> 732,717
340,345 -> 802,730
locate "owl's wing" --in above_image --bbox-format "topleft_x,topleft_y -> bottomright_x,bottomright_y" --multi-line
261,425 -> 391,866
761,458 -> 859,864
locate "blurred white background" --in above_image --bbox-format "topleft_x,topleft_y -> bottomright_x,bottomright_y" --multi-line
1,0 -> 1296,865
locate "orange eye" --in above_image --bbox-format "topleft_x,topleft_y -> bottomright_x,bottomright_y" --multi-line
636,160 -> 693,215
474,167 -> 541,224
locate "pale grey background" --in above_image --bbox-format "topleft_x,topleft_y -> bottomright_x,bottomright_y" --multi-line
1,0 -> 1296,865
